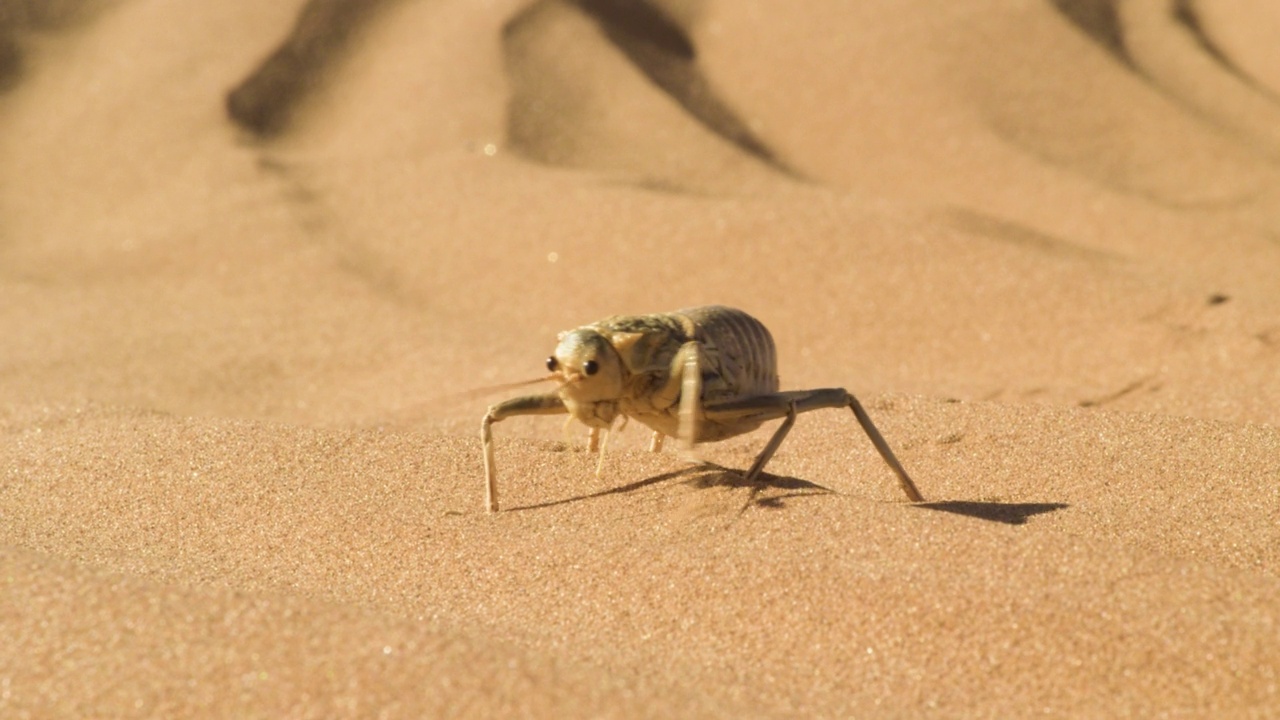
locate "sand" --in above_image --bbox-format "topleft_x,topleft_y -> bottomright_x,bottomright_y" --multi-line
2,0 -> 1279,717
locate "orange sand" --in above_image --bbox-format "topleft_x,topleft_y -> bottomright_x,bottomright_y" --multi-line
2,1 -> 1279,716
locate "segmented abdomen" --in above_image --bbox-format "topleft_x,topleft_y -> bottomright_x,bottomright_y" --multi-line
675,305 -> 780,402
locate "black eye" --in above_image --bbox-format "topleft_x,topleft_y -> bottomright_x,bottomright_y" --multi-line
583,360 -> 599,376
546,356 -> 559,372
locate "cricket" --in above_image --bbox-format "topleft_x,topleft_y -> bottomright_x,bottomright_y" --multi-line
481,305 -> 924,512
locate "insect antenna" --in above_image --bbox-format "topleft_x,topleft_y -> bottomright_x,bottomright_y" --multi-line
382,374 -> 558,427
454,373 -> 560,401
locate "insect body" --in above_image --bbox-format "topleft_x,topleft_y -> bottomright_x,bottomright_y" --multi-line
481,306 -> 923,511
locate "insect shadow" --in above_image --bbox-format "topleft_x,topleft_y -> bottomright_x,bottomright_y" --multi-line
915,501 -> 1069,526
685,463 -> 835,512
507,462 -> 833,514
505,468 -> 1068,524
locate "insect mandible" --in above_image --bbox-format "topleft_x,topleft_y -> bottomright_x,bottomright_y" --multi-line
480,305 -> 924,511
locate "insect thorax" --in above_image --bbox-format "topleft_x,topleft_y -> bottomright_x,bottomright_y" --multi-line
590,312 -> 693,380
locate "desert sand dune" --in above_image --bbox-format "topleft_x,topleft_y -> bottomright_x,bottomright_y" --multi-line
2,1 -> 1279,717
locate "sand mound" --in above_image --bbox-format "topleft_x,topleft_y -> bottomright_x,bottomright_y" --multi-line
3,0 -> 1278,716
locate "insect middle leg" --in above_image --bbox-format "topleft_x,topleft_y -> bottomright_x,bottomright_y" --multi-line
701,389 -> 924,502
648,432 -> 665,452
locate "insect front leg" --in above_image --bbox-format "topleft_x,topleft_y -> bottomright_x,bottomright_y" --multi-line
702,389 -> 924,502
481,393 -> 567,512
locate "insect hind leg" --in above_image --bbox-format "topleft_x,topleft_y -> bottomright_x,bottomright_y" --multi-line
846,393 -> 923,502
701,389 -> 923,502
743,400 -> 797,483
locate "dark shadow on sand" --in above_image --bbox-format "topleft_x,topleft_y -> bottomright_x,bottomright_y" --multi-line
916,501 -> 1069,525
0,0 -> 115,93
227,0 -> 394,136
1048,0 -> 1246,82
507,462 -> 833,513
503,0 -> 799,176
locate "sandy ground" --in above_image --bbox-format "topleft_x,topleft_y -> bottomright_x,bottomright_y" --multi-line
2,0 -> 1279,717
